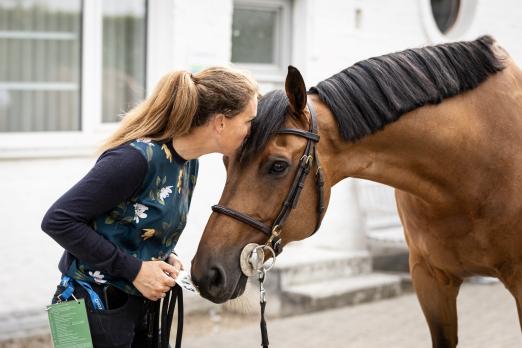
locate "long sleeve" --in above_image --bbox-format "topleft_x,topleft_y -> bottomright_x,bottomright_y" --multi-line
41,144 -> 148,281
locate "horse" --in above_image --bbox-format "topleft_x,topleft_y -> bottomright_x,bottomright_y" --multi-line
191,36 -> 522,347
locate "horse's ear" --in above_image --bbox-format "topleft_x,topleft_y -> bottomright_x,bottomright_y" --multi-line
285,66 -> 307,114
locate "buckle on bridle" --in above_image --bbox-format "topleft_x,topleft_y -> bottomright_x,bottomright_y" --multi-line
300,154 -> 314,168
266,225 -> 283,255
266,225 -> 281,243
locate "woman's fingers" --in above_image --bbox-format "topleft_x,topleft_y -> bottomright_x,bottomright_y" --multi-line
160,261 -> 179,275
151,287 -> 171,301
132,260 -> 180,301
163,274 -> 176,287
159,261 -> 180,286
159,284 -> 171,293
168,253 -> 185,270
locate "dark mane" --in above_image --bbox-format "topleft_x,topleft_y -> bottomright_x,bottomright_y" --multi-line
239,36 -> 505,164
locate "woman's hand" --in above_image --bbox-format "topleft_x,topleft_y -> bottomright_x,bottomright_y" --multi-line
132,261 -> 179,301
167,253 -> 184,271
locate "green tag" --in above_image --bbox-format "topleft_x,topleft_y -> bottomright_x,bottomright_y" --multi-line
47,299 -> 93,348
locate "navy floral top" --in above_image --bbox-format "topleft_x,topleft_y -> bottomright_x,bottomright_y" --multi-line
42,138 -> 198,296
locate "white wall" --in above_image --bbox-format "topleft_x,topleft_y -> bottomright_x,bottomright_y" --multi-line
289,0 -> 522,249
2,0 -> 522,332
0,0 -> 235,323
0,157 -> 92,314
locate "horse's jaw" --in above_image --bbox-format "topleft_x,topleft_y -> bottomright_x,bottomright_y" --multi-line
197,274 -> 248,304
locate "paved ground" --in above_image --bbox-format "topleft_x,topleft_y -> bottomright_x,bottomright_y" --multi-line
182,282 -> 521,348
2,282 -> 521,348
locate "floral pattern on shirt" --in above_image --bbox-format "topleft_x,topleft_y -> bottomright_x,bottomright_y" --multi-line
141,228 -> 156,240
176,169 -> 184,194
159,186 -> 173,200
137,138 -> 154,145
65,139 -> 199,297
89,270 -> 107,284
133,203 -> 149,223
147,176 -> 175,205
161,144 -> 173,162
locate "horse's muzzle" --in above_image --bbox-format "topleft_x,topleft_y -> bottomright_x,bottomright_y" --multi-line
191,263 -> 226,303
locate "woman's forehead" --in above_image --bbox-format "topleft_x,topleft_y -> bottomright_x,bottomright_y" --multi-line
238,90 -> 289,164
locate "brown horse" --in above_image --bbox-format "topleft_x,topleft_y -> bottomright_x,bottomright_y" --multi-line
191,36 -> 522,347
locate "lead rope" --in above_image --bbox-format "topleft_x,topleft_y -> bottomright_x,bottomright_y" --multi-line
259,269 -> 269,348
146,284 -> 183,348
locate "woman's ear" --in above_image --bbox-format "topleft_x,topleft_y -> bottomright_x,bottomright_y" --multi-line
213,114 -> 226,134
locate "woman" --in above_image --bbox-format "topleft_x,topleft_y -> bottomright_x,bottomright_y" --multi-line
41,66 -> 258,347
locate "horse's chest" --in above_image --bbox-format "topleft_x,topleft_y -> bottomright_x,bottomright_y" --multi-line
403,212 -> 520,276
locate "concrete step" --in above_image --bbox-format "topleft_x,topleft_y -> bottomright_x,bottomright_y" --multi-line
279,272 -> 403,316
270,245 -> 372,288
224,245 -> 404,318
367,226 -> 410,272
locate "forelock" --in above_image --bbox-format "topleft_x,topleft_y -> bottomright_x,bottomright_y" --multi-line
238,90 -> 289,165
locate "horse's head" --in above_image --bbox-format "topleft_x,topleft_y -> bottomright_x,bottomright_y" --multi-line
191,66 -> 332,303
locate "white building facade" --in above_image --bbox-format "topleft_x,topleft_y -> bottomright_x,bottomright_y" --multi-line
1,0 -> 522,338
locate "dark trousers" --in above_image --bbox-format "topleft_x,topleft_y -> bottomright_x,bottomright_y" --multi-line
52,282 -> 155,348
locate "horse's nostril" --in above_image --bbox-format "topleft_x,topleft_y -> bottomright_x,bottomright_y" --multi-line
192,262 -> 230,302
208,266 -> 225,294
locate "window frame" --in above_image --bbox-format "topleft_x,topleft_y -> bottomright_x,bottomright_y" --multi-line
419,0 -> 479,43
0,0 -> 173,159
231,0 -> 292,83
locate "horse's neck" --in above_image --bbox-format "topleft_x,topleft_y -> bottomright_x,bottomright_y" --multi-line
342,105 -> 465,209
315,69 -> 522,213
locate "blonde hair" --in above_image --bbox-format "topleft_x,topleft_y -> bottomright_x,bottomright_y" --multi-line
98,66 -> 258,154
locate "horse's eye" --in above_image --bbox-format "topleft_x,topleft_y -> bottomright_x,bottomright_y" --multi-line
269,161 -> 289,175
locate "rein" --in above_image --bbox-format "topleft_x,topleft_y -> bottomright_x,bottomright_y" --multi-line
211,100 -> 325,348
146,284 -> 184,348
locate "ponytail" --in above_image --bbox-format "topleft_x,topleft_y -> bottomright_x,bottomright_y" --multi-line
161,71 -> 198,137
99,66 -> 257,154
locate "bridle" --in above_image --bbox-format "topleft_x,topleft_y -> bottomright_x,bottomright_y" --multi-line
211,99 -> 325,255
210,99 -> 326,348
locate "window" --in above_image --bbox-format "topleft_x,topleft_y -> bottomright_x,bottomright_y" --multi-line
102,1 -> 147,123
0,0 -> 82,132
0,0 -> 147,133
231,0 -> 291,80
232,8 -> 277,64
431,0 -> 460,34
420,0 -> 476,43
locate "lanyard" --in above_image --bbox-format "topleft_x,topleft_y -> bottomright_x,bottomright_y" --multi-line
58,275 -> 106,311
